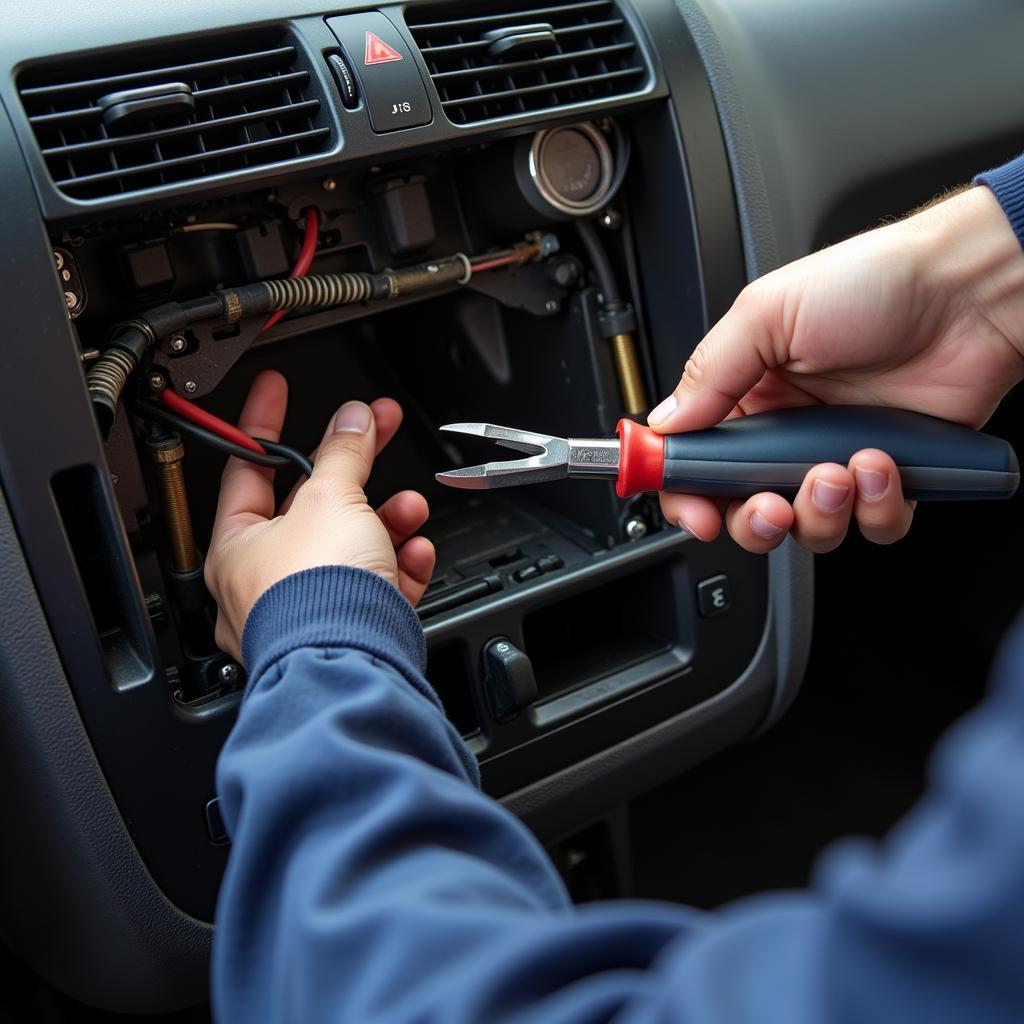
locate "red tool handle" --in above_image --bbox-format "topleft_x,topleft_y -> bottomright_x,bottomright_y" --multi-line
615,418 -> 664,498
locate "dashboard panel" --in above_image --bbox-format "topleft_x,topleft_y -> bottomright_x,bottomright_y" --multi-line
9,0 -> 1018,1013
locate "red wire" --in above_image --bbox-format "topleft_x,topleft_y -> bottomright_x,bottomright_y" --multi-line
262,207 -> 320,333
160,388 -> 266,455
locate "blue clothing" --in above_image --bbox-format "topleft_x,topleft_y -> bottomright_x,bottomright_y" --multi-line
213,564 -> 1024,1023
976,152 -> 1024,250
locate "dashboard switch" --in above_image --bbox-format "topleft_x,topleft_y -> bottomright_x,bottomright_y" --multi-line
697,575 -> 732,618
484,638 -> 538,721
326,13 -> 432,133
327,53 -> 360,110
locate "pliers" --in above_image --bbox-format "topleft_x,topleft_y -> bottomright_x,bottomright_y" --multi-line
435,406 -> 1020,501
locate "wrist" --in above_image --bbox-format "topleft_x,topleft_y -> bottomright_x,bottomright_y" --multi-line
911,185 -> 1024,363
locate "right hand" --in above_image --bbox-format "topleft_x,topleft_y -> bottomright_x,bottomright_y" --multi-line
648,185 -> 1024,553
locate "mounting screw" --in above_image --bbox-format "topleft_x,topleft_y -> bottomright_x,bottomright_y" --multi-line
169,334 -> 187,353
599,206 -> 622,230
218,662 -> 240,686
110,473 -> 119,485
322,177 -> 337,192
184,380 -> 198,394
549,260 -> 578,288
148,371 -> 166,392
625,516 -> 648,542
544,299 -> 560,314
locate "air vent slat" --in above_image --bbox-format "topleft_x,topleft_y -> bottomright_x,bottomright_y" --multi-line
19,47 -> 298,98
411,0 -> 612,33
431,42 -> 634,81
407,0 -> 647,126
53,127 -> 330,189
19,37 -> 330,201
41,100 -> 322,157
440,67 -> 642,108
416,20 -> 625,58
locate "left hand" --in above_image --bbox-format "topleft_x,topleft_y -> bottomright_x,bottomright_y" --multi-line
204,370 -> 436,661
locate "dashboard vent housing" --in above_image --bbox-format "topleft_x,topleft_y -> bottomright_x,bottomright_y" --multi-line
407,0 -> 648,126
18,36 -> 331,201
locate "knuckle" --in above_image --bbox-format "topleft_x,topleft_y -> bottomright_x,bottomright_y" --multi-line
681,345 -> 710,388
319,433 -> 367,462
299,476 -> 366,512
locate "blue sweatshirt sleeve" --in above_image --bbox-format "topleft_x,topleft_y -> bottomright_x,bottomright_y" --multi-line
975,152 -> 1024,250
213,565 -> 1024,1023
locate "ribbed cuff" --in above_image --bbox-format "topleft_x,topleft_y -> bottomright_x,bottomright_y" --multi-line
975,152 -> 1024,252
241,566 -> 427,692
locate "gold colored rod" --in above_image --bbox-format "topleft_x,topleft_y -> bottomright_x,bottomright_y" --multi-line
150,437 -> 200,574
610,332 -> 648,416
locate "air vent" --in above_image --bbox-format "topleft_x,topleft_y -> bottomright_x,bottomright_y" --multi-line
407,0 -> 648,126
18,37 -> 331,201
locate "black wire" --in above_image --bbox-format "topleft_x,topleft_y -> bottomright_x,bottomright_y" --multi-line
575,218 -> 622,308
134,401 -> 312,477
257,439 -> 314,478
573,122 -> 632,309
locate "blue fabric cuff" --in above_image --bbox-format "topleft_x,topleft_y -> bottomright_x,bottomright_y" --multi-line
974,152 -> 1024,252
241,566 -> 427,689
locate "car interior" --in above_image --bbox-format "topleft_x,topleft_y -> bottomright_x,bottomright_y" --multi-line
1,0 -> 1023,1019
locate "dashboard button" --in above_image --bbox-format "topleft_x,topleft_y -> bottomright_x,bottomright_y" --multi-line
697,574 -> 732,618
484,638 -> 538,720
327,53 -> 359,110
326,13 -> 432,133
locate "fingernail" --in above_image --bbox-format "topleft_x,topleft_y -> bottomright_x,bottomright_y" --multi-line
855,468 -> 890,502
333,402 -> 371,434
648,393 -> 677,426
676,516 -> 708,542
750,510 -> 784,539
812,479 -> 849,512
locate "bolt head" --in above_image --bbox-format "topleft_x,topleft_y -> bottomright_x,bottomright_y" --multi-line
148,372 -> 166,392
218,662 -> 240,685
169,334 -> 187,353
625,517 -> 648,541
544,299 -> 559,313
600,207 -> 623,230
184,380 -> 198,394
322,177 -> 337,191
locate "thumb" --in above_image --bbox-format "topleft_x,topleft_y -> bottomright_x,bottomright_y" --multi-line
647,286 -> 780,434
310,401 -> 377,490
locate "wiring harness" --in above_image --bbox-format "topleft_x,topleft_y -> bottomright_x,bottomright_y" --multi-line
88,236 -> 548,435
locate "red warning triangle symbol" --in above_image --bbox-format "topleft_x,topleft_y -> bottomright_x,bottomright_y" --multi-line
364,32 -> 404,66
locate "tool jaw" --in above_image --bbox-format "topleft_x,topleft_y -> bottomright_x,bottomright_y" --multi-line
436,423 -> 571,489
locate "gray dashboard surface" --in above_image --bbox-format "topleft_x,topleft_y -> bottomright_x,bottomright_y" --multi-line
2,0 -> 1018,1012
676,0 -> 1024,272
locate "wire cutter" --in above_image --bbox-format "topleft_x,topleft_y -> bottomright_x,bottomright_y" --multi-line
435,407 -> 1020,501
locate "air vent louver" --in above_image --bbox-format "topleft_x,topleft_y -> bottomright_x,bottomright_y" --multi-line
18,38 -> 331,201
407,0 -> 648,126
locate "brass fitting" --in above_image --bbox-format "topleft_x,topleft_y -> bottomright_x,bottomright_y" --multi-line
149,436 -> 199,574
609,331 -> 648,416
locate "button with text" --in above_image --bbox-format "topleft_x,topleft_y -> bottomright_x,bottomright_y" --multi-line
697,574 -> 732,618
326,12 -> 432,133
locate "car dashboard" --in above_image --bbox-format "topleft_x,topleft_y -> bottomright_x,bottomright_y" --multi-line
0,0 -> 1022,1014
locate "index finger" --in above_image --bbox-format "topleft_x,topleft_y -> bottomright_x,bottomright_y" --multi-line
211,370 -> 289,543
648,284 -> 779,434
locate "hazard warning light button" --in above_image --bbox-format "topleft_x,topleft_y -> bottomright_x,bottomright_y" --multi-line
326,13 -> 432,133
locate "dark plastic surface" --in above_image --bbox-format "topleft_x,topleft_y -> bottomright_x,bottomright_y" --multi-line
326,12 -> 433,133
662,407 -> 1020,500
0,0 -> 809,1012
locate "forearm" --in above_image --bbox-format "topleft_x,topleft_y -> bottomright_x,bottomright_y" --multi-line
906,181 -> 1024,363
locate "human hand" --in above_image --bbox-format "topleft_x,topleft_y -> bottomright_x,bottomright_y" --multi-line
204,370 -> 436,661
650,185 -> 1024,552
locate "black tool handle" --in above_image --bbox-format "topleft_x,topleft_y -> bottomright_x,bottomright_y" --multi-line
658,406 -> 1019,501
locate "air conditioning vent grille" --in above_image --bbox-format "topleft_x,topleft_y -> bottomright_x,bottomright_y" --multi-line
18,37 -> 331,201
407,0 -> 648,125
